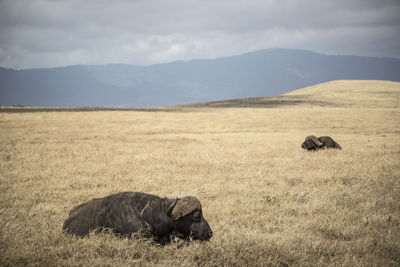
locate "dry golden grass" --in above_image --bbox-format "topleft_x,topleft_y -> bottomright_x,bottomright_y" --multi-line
1,80 -> 399,266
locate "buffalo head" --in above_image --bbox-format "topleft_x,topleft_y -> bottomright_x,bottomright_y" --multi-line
167,196 -> 212,241
302,135 -> 322,150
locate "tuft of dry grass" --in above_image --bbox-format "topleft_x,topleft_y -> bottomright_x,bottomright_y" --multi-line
1,80 -> 399,266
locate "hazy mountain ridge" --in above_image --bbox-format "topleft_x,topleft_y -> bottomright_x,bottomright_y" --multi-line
1,48 -> 400,107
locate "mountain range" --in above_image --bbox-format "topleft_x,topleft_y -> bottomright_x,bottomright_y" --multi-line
1,48 -> 399,107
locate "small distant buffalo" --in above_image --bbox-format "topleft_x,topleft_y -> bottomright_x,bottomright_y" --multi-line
63,191 -> 212,244
301,135 -> 342,150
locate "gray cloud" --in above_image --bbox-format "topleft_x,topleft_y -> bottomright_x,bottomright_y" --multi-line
0,0 -> 399,69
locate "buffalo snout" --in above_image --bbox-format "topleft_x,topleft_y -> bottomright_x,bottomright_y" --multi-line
190,220 -> 213,241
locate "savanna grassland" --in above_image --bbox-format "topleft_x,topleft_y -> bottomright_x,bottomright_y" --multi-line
1,80 -> 399,266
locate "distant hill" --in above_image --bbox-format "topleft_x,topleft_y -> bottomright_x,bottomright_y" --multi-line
1,48 -> 400,108
173,80 -> 400,109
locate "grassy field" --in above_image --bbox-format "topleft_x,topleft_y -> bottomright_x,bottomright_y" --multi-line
1,80 -> 399,266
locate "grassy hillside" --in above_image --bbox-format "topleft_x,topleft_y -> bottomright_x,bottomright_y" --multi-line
1,80 -> 399,266
286,80 -> 400,108
175,80 -> 400,109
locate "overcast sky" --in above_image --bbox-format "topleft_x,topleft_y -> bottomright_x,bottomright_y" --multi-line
0,0 -> 399,69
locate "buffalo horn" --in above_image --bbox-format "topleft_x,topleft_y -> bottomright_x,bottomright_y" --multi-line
167,198 -> 179,217
169,196 -> 202,220
309,135 -> 323,147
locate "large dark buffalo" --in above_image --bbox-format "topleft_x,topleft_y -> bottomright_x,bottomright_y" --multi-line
301,135 -> 342,150
63,191 -> 212,244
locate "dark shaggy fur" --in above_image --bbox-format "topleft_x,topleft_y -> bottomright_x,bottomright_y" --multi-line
302,135 -> 342,150
62,192 -> 212,244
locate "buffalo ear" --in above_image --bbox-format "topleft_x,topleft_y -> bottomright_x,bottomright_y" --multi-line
309,135 -> 323,147
167,198 -> 179,218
